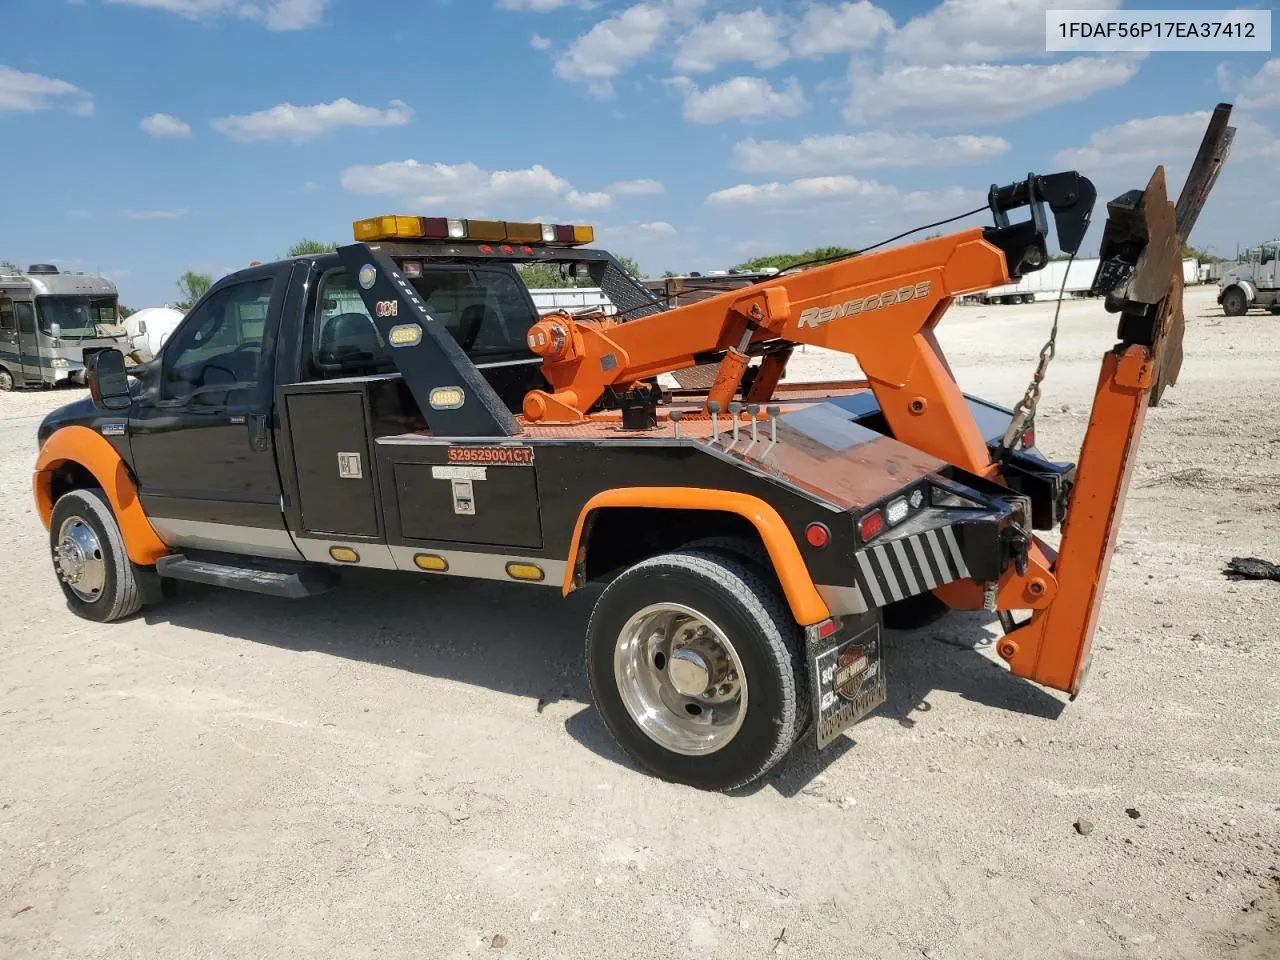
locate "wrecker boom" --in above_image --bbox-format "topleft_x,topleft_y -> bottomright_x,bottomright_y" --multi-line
520,105 -> 1235,697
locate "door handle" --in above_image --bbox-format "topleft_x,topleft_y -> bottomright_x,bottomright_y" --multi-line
247,413 -> 269,451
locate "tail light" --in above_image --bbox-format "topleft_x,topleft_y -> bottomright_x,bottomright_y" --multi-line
805,522 -> 831,548
858,509 -> 884,542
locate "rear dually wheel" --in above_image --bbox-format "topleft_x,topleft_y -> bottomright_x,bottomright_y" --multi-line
585,549 -> 807,792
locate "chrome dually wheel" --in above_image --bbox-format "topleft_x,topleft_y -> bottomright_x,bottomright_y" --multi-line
55,515 -> 107,602
614,602 -> 747,756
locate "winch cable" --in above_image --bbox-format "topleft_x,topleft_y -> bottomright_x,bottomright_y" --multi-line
608,204 -> 991,322
999,249 -> 1077,456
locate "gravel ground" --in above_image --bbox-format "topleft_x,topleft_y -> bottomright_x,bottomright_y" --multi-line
1,286 -> 1277,960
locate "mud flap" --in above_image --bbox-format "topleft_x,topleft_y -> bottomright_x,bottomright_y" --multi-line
806,611 -> 887,748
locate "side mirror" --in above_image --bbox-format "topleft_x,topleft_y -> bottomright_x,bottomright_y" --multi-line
49,322 -> 61,340
86,349 -> 131,411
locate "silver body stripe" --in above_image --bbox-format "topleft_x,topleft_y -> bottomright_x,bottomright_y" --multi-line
388,545 -> 566,585
924,529 -> 953,580
909,536 -> 939,589
295,538 -> 398,569
856,552 -> 888,607
149,518 -> 303,560
942,526 -> 971,578
891,539 -> 921,595
873,546 -> 904,602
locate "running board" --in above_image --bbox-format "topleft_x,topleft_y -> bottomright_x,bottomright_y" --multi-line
156,553 -> 339,599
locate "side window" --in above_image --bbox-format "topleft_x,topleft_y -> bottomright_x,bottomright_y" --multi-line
413,267 -> 537,363
162,276 -> 274,404
309,270 -> 395,380
15,302 -> 36,335
0,299 -> 13,333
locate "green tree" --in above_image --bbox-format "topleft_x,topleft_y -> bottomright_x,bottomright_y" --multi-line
1182,242 -> 1220,263
176,271 -> 213,311
614,254 -> 643,279
731,246 -> 856,272
286,239 -> 340,257
517,262 -> 588,289
118,304 -> 135,319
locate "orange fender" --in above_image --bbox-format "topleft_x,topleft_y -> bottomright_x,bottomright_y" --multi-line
33,425 -> 169,566
564,487 -> 831,626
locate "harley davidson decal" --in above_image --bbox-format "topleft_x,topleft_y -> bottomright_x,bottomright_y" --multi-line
446,445 -> 535,466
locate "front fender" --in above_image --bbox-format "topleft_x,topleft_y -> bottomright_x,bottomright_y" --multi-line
33,425 -> 169,566
564,487 -> 831,626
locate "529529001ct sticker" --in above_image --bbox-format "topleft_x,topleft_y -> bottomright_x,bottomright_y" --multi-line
446,445 -> 535,466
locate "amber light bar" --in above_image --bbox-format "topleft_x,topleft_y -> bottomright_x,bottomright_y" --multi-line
353,215 -> 595,247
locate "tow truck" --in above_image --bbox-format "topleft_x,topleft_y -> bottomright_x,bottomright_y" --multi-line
32,107 -> 1234,791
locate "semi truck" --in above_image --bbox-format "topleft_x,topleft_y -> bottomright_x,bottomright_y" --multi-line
1217,240 -> 1280,315
31,107 -> 1233,791
0,264 -> 127,390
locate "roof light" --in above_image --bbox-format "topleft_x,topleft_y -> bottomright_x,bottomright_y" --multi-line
352,216 -> 597,246
468,219 -> 506,242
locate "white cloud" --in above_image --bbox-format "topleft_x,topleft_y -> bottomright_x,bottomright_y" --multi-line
555,2 -> 671,96
0,65 -> 93,115
674,75 -> 807,124
1238,58 -> 1280,110
639,221 -> 677,236
212,98 -> 412,142
530,33 -> 552,50
845,56 -> 1143,127
885,0 -> 1121,66
567,189 -> 613,210
340,160 -> 612,214
140,112 -> 192,138
124,208 -> 193,220
68,209 -> 93,220
1051,111 -> 1280,173
791,2 -> 894,59
104,0 -> 329,30
706,175 -> 983,216
609,178 -> 665,195
732,131 -> 1010,174
674,9 -> 789,73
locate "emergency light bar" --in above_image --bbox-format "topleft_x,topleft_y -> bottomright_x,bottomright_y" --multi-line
354,215 -> 595,247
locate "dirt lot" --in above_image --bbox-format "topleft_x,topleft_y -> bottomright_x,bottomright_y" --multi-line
2,286 -> 1278,959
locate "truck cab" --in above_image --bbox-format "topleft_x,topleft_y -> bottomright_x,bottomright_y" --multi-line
1218,240 -> 1280,315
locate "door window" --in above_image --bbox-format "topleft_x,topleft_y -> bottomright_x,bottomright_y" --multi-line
162,276 -> 275,405
310,270 -> 395,379
15,302 -> 36,335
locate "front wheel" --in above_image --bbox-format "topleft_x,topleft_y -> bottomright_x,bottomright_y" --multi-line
585,549 -> 807,791
49,488 -> 143,622
1221,286 -> 1248,316
0,367 -> 13,392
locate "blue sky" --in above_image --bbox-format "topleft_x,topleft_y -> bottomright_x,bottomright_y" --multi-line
1,0 -> 1277,307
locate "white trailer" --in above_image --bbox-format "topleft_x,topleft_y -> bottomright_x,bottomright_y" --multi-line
527,287 -> 617,315
976,258 -> 1198,304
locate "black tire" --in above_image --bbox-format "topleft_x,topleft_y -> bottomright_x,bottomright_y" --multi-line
0,367 -> 13,392
586,549 -> 807,791
1221,286 -> 1248,317
49,488 -> 143,622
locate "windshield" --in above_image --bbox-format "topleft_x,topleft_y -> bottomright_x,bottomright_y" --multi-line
36,295 -> 121,340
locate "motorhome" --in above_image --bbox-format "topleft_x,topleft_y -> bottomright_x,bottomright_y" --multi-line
0,264 -> 127,390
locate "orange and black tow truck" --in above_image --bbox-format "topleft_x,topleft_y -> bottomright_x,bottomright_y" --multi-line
32,107 -> 1233,791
